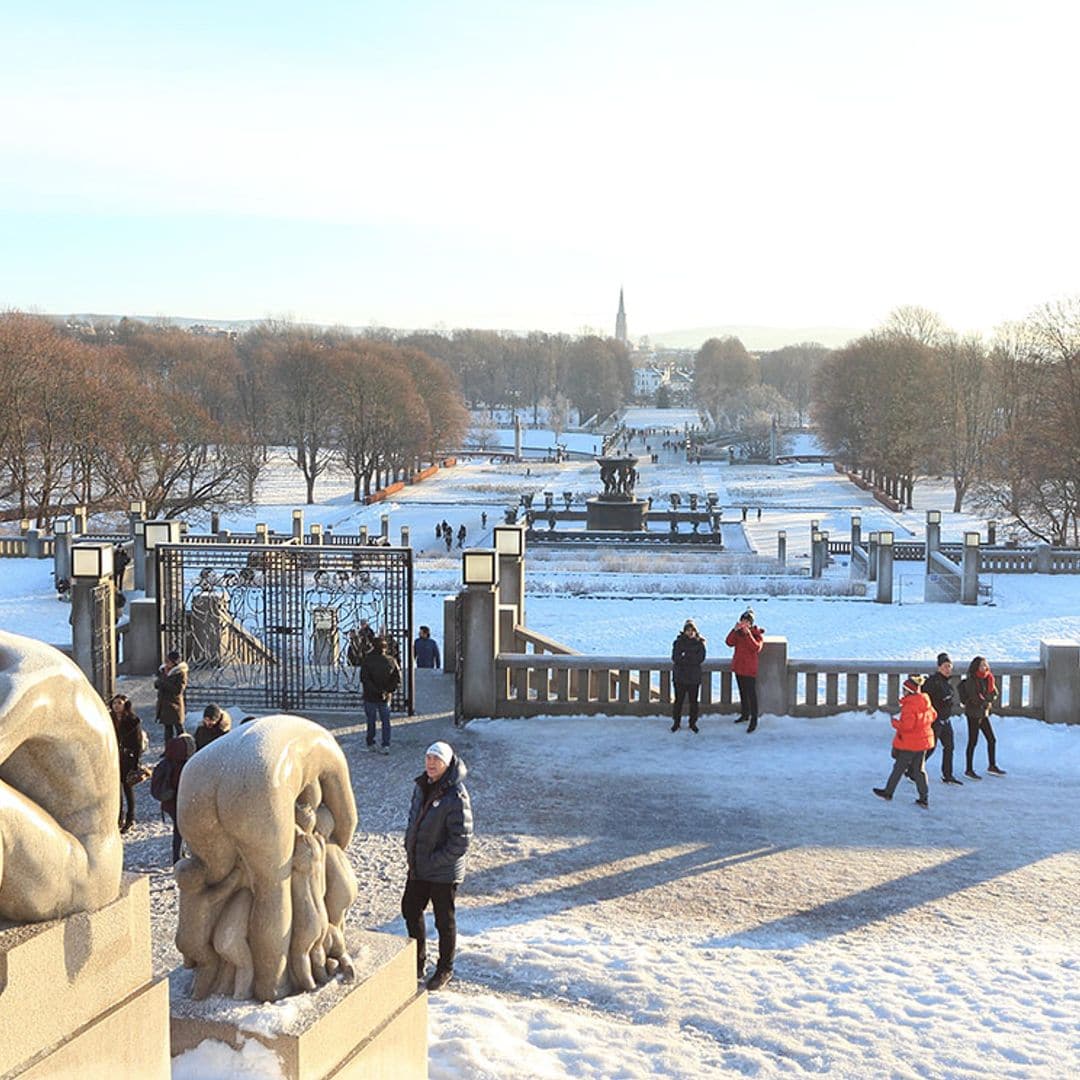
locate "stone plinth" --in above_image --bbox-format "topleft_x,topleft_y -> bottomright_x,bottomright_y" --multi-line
170,929 -> 427,1079
0,874 -> 170,1080
585,498 -> 647,532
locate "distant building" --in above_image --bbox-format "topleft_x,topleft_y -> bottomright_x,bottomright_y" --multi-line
615,288 -> 627,344
633,365 -> 669,398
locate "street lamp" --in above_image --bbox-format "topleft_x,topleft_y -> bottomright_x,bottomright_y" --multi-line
71,543 -> 114,580
462,550 -> 497,586
493,526 -> 525,558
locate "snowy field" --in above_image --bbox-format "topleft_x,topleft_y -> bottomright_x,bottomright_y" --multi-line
2,431 -> 1078,1079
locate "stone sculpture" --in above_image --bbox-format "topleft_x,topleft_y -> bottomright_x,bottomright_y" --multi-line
0,630 -> 123,922
174,714 -> 360,1002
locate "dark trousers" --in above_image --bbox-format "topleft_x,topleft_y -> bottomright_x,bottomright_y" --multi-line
926,718 -> 956,779
965,712 -> 997,770
167,812 -> 183,862
402,879 -> 458,974
884,749 -> 928,799
162,722 -> 183,742
735,673 -> 758,721
364,701 -> 391,747
672,682 -> 700,724
120,779 -> 136,823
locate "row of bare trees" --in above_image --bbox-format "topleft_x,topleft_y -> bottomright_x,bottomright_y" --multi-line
393,328 -> 634,425
0,313 -> 468,524
814,303 -> 1080,544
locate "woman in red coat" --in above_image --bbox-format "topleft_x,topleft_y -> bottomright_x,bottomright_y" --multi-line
725,608 -> 764,733
873,675 -> 936,808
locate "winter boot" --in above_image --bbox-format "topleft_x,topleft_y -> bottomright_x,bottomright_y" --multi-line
670,720 -> 681,732
426,968 -> 453,992
914,797 -> 929,808
872,788 -> 892,801
746,718 -> 757,733
688,720 -> 699,733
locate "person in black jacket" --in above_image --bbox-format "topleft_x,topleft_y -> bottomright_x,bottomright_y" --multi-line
194,703 -> 232,751
110,693 -> 145,833
360,637 -> 402,754
154,650 -> 188,742
671,619 -> 707,733
924,652 -> 962,784
403,741 -> 472,992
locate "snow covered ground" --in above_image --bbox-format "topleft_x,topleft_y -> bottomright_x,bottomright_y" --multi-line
1,435 -> 1078,1079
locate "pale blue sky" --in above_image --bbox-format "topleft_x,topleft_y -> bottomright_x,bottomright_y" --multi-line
3,1 -> 1078,337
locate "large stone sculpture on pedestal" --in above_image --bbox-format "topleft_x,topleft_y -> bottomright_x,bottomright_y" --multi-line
586,454 -> 647,531
0,629 -> 122,922
174,714 -> 360,1003
0,631 -> 169,1079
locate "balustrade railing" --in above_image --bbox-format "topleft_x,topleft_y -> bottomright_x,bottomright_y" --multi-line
495,654 -> 1045,720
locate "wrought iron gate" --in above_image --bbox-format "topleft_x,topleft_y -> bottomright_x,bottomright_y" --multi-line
157,543 -> 413,713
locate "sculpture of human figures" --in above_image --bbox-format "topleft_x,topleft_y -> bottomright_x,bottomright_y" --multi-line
0,630 -> 122,922
175,714 -> 359,1002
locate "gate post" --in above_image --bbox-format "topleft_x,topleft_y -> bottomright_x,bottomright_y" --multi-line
143,520 -> 181,599
70,543 -> 116,700
1034,543 -> 1053,574
961,531 -> 980,604
72,505 -> 88,536
442,595 -> 457,674
850,514 -> 861,549
400,526 -> 411,549
381,514 -> 390,540
777,529 -> 786,566
292,509 -> 304,539
1040,639 -> 1080,725
876,531 -> 894,604
494,525 -> 526,626
460,550 -> 499,719
924,510 -> 940,574
53,516 -> 74,585
132,521 -> 147,590
758,636 -> 788,718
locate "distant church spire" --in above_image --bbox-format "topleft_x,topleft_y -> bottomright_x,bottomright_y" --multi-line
615,287 -> 627,344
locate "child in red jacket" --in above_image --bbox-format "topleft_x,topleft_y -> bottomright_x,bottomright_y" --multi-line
873,675 -> 937,808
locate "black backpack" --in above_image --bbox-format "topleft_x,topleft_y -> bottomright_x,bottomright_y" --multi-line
957,677 -> 970,706
150,758 -> 176,803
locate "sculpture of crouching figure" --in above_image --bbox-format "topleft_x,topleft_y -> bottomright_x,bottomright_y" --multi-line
174,714 -> 360,1002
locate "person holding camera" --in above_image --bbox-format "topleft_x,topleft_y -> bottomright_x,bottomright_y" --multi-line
726,608 -> 765,733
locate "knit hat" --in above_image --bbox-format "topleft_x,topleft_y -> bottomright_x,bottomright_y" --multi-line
937,652 -> 951,666
425,741 -> 454,766
903,674 -> 926,695
740,608 -> 755,623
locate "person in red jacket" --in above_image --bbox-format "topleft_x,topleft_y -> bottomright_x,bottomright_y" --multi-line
873,675 -> 936,808
725,608 -> 765,733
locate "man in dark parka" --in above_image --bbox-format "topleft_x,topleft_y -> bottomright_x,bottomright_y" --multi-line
402,740 -> 472,991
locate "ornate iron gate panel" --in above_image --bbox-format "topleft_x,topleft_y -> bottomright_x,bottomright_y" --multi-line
156,543 -> 413,713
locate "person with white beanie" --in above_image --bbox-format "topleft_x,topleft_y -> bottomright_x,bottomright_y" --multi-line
402,740 -> 473,991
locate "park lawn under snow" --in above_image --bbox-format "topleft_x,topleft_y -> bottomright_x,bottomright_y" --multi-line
3,421 -> 1078,1079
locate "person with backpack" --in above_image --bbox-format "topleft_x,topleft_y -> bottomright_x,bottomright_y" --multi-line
361,637 -> 402,754
961,655 -> 1005,779
671,619 -> 706,733
154,649 -> 188,742
151,732 -> 196,862
726,608 -> 765,733
110,693 -> 146,833
873,675 -> 936,808
923,652 -> 962,785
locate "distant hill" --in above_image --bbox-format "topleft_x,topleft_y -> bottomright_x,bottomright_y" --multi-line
647,324 -> 867,351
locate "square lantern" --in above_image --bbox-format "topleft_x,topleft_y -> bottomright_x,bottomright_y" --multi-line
134,520 -> 145,536
462,550 -> 497,586
144,520 -> 181,550
778,529 -> 787,539
129,498 -> 146,515
493,525 -> 525,558
71,543 -> 114,580
927,509 -> 941,524
964,531 -> 980,547
851,515 -> 861,528
878,530 -> 894,546
53,516 -> 73,535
